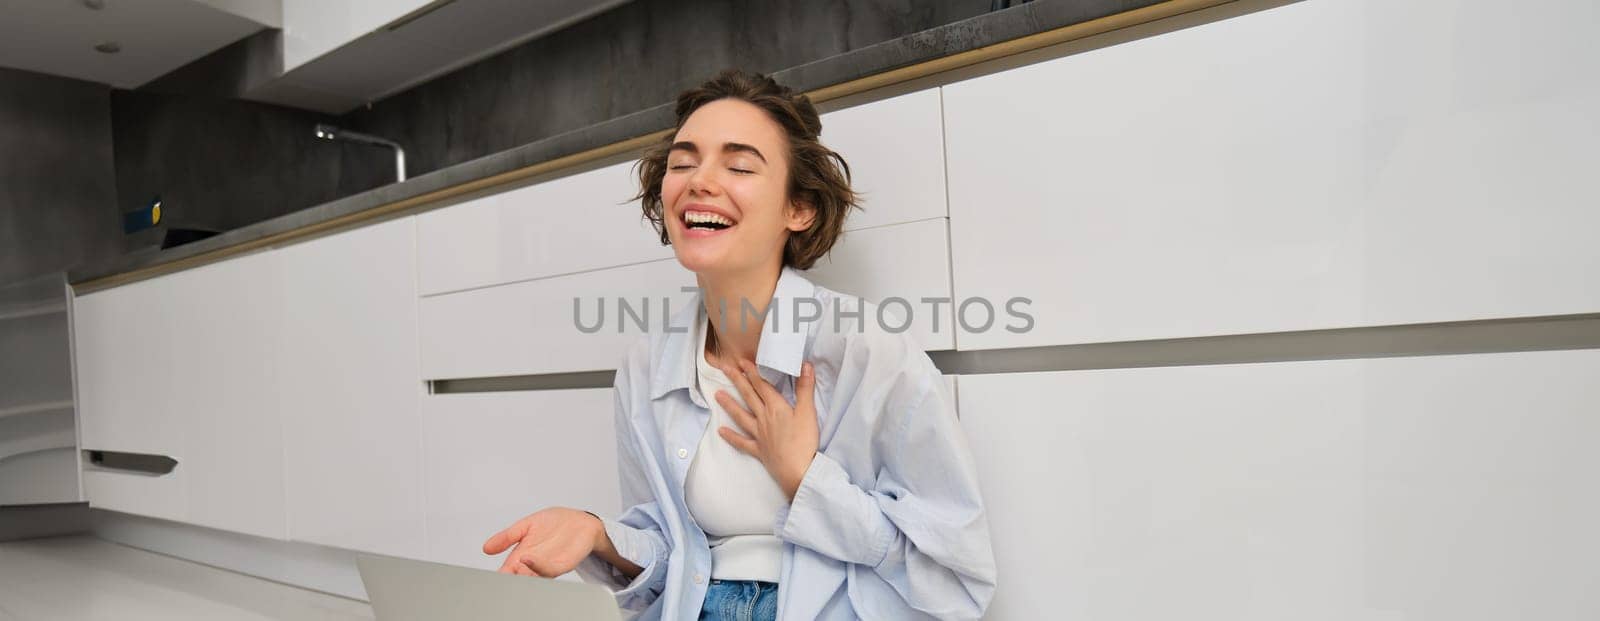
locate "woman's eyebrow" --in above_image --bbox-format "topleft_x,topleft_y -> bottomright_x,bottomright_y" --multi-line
670,141 -> 767,164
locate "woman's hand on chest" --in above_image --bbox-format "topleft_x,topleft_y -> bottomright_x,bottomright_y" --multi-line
713,358 -> 819,503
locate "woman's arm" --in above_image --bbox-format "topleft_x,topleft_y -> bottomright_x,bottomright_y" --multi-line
585,510 -> 643,578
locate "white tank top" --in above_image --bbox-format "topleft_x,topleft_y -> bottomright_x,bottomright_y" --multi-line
682,317 -> 787,582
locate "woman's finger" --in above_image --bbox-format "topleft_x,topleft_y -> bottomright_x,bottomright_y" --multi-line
740,359 -> 788,412
718,426 -> 760,456
716,389 -> 760,435
721,360 -> 766,415
795,361 -> 816,412
483,520 -> 528,555
492,544 -> 524,572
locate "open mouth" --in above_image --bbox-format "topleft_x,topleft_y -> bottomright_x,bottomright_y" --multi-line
683,210 -> 736,233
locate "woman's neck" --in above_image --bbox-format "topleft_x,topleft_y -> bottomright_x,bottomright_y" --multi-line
698,262 -> 782,368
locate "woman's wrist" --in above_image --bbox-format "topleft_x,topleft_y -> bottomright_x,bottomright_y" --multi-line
582,510 -> 608,553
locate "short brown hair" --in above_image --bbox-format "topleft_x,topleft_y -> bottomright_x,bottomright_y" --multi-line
633,69 -> 861,270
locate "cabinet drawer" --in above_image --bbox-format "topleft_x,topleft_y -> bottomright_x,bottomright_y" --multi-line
942,0 -> 1600,350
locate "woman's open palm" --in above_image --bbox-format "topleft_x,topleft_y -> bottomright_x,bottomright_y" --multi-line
481,507 -> 598,577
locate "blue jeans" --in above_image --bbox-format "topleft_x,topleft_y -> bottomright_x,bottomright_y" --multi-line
698,579 -> 778,621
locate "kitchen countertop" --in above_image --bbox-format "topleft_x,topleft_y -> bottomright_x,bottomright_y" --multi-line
69,0 -> 1181,289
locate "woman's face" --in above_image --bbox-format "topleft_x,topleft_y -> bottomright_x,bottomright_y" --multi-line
661,98 -> 814,277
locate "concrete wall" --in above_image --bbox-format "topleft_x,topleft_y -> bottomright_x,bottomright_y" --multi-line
109,90 -> 393,234
339,0 -> 994,178
0,68 -> 120,286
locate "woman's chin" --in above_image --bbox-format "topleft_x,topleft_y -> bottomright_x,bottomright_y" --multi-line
673,250 -> 726,275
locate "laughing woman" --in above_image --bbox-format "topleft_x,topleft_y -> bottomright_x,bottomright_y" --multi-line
483,69 -> 996,621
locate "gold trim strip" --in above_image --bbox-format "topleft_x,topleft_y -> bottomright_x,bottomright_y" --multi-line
74,0 -> 1231,294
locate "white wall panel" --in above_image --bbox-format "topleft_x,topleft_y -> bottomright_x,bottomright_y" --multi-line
959,348 -> 1600,620
943,0 -> 1600,350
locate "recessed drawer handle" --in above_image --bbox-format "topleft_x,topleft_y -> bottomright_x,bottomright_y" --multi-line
85,450 -> 178,475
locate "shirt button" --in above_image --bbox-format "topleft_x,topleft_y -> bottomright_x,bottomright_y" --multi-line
677,448 -> 688,459
693,573 -> 704,584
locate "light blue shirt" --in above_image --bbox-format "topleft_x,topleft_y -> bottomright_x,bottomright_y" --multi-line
576,266 -> 997,620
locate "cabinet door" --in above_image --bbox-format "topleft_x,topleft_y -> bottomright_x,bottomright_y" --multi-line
416,161 -> 671,296
74,277 -> 185,460
421,390 -> 621,573
75,249 -> 288,536
804,218 -> 956,351
942,0 -> 1600,351
959,349 -> 1600,620
819,87 -> 948,229
74,273 -> 190,521
419,258 -> 698,380
170,251 -> 288,540
278,218 -> 427,557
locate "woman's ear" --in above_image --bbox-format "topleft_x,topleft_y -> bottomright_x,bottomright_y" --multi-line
786,199 -> 817,232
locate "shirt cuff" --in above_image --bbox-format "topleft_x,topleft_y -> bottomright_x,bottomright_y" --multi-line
575,517 -> 665,601
772,451 -> 896,567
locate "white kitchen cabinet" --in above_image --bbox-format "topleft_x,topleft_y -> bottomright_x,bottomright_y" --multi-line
74,275 -> 186,462
818,87 -> 948,229
419,257 -> 699,380
74,270 -> 191,522
416,86 -> 949,299
805,217 -> 956,351
420,390 -> 621,573
420,216 -> 955,380
278,218 -> 427,557
170,250 -> 288,540
959,348 -> 1600,620
75,249 -> 288,538
416,160 -> 670,296
942,0 -> 1600,351
281,0 -> 433,70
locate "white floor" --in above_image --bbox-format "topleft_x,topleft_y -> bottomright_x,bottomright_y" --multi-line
0,536 -> 374,620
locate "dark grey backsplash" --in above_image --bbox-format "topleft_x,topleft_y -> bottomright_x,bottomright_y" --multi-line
0,68 -> 119,286
337,0 -> 993,180
109,90 -> 393,234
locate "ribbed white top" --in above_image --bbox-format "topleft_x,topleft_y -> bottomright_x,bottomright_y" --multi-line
682,318 -> 787,582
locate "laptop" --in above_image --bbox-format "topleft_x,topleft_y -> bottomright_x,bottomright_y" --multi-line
356,553 -> 622,620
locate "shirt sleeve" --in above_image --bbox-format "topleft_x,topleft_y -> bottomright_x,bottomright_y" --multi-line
574,359 -> 673,613
771,360 -> 998,621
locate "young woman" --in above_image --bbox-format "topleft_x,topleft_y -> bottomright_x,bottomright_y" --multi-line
483,69 -> 996,621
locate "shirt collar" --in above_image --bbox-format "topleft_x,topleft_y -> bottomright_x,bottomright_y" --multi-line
649,265 -> 817,400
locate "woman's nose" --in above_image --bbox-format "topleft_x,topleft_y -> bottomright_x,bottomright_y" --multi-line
688,165 -> 719,195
